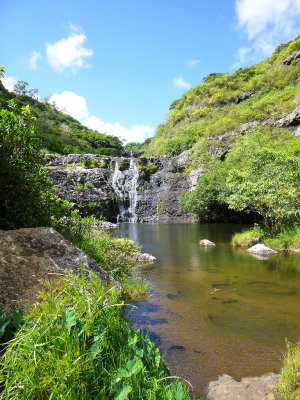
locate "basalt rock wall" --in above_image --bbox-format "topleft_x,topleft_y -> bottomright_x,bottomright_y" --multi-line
46,154 -> 202,223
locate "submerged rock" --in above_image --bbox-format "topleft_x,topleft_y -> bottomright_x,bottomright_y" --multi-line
206,373 -> 279,400
247,243 -> 277,256
199,239 -> 216,246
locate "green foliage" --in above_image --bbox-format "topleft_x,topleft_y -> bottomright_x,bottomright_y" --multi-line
0,272 -> 190,399
137,159 -> 159,180
180,127 -> 300,233
0,101 -> 62,229
141,36 -> 300,157
67,159 -> 108,168
0,73 -> 125,156
231,225 -> 264,248
276,340 -> 300,400
0,309 -> 23,345
118,160 -> 129,171
178,161 -> 230,222
226,143 -> 300,230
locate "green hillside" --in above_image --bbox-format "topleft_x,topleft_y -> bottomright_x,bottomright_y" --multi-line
0,76 -> 124,156
142,36 -> 300,161
138,37 -> 300,242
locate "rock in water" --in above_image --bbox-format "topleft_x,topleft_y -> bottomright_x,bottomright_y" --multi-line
206,373 -> 279,400
199,239 -> 216,246
131,252 -> 156,263
0,227 -> 117,311
247,243 -> 277,255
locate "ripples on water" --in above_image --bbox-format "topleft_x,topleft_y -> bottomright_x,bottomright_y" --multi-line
117,223 -> 300,398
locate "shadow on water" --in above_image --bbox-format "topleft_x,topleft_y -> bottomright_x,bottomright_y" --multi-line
119,223 -> 300,398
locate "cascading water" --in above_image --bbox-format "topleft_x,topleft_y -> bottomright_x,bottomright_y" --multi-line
111,158 -> 139,222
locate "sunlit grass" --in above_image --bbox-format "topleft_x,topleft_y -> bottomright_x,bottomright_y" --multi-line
276,340 -> 300,400
0,271 -> 190,399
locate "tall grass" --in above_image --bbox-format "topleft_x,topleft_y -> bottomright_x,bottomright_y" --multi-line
231,224 -> 300,252
53,213 -> 149,299
0,271 -> 190,399
276,340 -> 300,400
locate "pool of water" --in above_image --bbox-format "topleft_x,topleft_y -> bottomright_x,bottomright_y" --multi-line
117,223 -> 300,398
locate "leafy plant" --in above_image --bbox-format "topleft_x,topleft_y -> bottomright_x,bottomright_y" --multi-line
0,308 -> 23,345
0,101 -> 61,229
0,272 -> 191,399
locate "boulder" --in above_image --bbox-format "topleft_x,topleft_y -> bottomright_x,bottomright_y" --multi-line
131,252 -> 156,263
274,107 -> 300,129
282,50 -> 300,65
247,243 -> 277,256
199,239 -> 216,246
0,227 -> 118,311
206,373 -> 280,400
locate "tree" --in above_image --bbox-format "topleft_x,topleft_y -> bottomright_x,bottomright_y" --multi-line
13,80 -> 39,99
226,149 -> 300,230
178,161 -> 231,222
13,80 -> 29,95
0,100 -> 56,229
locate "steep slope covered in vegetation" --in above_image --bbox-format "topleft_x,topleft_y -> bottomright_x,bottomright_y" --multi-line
143,37 -> 300,159
0,78 -> 124,156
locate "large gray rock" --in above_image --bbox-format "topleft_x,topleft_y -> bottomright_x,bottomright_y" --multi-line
0,227 -> 117,311
206,373 -> 279,400
247,243 -> 277,256
274,107 -> 300,133
282,50 -> 300,65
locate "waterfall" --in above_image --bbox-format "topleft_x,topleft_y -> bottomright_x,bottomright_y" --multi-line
111,158 -> 139,222
128,158 -> 139,222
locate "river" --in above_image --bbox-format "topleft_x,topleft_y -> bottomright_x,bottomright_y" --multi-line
117,223 -> 300,398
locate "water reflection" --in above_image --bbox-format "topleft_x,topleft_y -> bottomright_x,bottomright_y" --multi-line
117,223 -> 300,398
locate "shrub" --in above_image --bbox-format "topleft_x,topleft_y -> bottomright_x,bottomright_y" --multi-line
0,101 -> 59,229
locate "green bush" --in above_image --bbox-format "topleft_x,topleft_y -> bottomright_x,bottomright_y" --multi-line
0,101 -> 60,229
137,159 -> 159,180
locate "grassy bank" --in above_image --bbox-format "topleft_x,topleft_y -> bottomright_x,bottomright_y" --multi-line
53,213 -> 149,300
0,271 -> 191,399
276,340 -> 300,400
231,224 -> 300,252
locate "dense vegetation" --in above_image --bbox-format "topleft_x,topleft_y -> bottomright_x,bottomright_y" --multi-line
0,71 -> 124,156
142,37 -> 300,158
0,271 -> 190,399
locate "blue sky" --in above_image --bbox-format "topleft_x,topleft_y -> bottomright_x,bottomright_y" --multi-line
1,0 -> 300,143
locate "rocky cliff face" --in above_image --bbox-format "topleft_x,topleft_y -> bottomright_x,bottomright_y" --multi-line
46,154 -> 202,223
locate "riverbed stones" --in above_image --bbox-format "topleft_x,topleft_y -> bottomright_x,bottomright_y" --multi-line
206,373 -> 280,400
247,243 -> 277,256
0,227 -> 117,311
199,239 -> 216,246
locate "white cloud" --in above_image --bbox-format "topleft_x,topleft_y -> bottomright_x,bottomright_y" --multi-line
83,116 -> 154,143
45,24 -> 93,73
231,47 -> 251,70
2,76 -> 17,92
27,51 -> 42,70
50,91 -> 89,120
234,0 -> 300,67
186,59 -> 200,68
49,90 -> 154,143
173,77 -> 191,90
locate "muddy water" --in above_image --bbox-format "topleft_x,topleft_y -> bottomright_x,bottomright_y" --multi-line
117,223 -> 300,398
